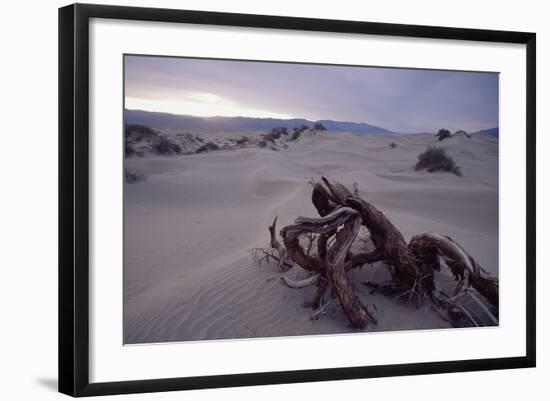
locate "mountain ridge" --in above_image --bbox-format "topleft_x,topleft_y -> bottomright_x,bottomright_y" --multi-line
476,127 -> 499,137
124,109 -> 392,134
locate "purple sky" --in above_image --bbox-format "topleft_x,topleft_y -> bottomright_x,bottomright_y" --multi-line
125,55 -> 499,133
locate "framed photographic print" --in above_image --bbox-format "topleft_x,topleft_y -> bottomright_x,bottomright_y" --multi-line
58,3 -> 536,397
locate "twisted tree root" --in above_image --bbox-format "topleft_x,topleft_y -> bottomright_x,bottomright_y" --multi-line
261,177 -> 498,329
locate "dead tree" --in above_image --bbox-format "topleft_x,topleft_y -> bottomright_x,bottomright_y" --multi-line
262,176 -> 498,329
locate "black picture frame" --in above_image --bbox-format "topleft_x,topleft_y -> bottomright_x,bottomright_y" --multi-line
59,3 -> 536,397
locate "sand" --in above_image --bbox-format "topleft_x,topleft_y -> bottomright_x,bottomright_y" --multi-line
123,131 -> 498,344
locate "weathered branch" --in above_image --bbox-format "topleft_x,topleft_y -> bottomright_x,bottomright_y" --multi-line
313,177 -> 419,286
285,207 -> 359,236
280,207 -> 360,274
268,217 -> 281,249
306,278 -> 329,309
311,182 -> 338,217
268,216 -> 291,272
344,249 -> 386,271
311,299 -> 332,320
257,176 -> 498,330
409,233 -> 499,307
281,274 -> 320,288
325,216 -> 374,328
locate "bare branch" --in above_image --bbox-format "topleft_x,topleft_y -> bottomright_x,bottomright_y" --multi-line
311,300 -> 332,320
281,274 -> 320,289
344,249 -> 385,271
258,176 -> 499,330
409,233 -> 498,307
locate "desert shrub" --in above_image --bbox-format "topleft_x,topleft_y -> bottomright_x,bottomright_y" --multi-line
436,128 -> 451,141
196,141 -> 219,153
125,124 -> 158,140
313,122 -> 327,131
291,131 -> 301,141
235,136 -> 249,145
152,136 -> 182,155
257,140 -> 267,148
125,141 -> 136,156
291,125 -> 308,141
264,127 -> 288,142
389,142 -> 397,149
414,146 -> 462,176
125,168 -> 147,183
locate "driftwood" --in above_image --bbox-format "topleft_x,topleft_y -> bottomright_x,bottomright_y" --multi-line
261,176 -> 498,329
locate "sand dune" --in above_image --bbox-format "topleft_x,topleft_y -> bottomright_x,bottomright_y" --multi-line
124,131 -> 498,344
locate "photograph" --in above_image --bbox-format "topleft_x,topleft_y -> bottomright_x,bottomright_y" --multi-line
123,55 -> 500,345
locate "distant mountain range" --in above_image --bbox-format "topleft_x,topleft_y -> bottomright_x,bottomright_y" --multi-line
124,109 -> 391,134
476,127 -> 499,137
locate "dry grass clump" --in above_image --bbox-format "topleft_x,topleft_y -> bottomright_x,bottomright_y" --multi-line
196,142 -> 219,153
264,127 -> 288,142
290,125 -> 308,141
415,146 -> 462,176
435,128 -> 451,141
152,136 -> 182,155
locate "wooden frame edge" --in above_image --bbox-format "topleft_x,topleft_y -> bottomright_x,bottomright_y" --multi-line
58,3 -> 536,397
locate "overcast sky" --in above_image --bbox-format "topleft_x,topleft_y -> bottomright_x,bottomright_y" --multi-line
124,55 -> 499,133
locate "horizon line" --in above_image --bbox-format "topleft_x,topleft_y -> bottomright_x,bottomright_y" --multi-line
124,108 -> 371,126
124,108 -> 498,134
